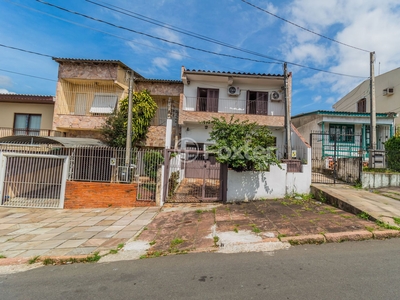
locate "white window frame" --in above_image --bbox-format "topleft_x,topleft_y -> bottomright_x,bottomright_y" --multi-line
90,93 -> 119,114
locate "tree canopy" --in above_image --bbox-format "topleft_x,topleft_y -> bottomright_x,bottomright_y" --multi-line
206,116 -> 280,172
101,90 -> 157,147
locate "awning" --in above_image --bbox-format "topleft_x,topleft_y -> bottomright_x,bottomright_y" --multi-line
0,136 -> 106,147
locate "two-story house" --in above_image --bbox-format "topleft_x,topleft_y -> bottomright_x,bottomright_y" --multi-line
179,66 -> 291,155
52,58 -> 183,148
0,94 -> 57,138
333,67 -> 400,125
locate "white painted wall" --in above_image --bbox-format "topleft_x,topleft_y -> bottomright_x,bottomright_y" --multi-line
183,80 -> 285,116
227,153 -> 312,202
333,67 -> 400,124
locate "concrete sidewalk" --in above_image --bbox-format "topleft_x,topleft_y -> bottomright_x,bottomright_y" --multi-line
0,207 -> 159,262
311,184 -> 400,226
133,196 -> 399,258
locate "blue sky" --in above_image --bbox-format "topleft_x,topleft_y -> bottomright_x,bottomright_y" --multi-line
1,0 -> 400,115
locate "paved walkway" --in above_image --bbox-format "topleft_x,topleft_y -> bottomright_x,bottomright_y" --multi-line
0,207 -> 159,259
311,184 -> 400,226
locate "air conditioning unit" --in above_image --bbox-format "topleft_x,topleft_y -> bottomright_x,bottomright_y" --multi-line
270,91 -> 283,101
383,87 -> 394,96
227,86 -> 240,96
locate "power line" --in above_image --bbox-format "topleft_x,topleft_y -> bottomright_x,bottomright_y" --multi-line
0,68 -> 56,82
2,0 -> 258,74
241,0 -> 371,53
34,0 -> 367,79
84,0 -> 283,63
0,43 -> 52,58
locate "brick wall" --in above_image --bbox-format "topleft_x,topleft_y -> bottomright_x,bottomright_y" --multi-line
64,181 -> 156,209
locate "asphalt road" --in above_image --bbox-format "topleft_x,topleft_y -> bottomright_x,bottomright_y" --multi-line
2,239 -> 400,300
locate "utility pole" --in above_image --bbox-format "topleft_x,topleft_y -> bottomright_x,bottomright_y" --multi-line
369,52 -> 377,168
125,71 -> 134,167
284,62 -> 292,159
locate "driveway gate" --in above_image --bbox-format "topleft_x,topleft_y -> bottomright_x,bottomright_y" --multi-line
310,132 -> 363,185
0,153 -> 69,208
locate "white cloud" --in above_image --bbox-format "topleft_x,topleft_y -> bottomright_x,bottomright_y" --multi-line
325,97 -> 335,104
0,75 -> 13,88
152,57 -> 169,71
0,89 -> 15,94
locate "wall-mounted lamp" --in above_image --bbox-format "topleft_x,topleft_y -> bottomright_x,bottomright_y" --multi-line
186,127 -> 190,131
205,125 -> 208,129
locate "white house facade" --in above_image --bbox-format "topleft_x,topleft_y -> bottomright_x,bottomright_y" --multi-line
333,67 -> 400,125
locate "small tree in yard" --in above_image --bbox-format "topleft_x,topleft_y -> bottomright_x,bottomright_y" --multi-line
101,90 -> 157,147
384,135 -> 400,172
206,116 -> 280,172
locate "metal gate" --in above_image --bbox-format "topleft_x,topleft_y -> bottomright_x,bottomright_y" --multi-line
310,132 -> 363,185
0,153 -> 69,208
163,149 -> 225,203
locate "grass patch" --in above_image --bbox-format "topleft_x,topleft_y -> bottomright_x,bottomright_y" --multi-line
28,256 -> 40,265
340,214 -> 353,219
249,223 -> 261,233
195,209 -> 204,214
0,255 -> 6,259
149,240 -> 156,246
277,234 -> 287,240
170,238 -> 184,247
357,211 -> 371,220
375,220 -> 400,231
365,226 -> 375,232
213,236 -> 219,247
393,217 -> 400,225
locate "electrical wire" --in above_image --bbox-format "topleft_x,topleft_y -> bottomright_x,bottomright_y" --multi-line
1,0 -> 262,74
0,43 -> 52,58
0,43 -> 53,58
0,68 -> 56,82
34,0 -> 367,78
241,0 -> 371,53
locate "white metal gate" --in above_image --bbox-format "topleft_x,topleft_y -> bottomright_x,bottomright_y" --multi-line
0,153 -> 69,208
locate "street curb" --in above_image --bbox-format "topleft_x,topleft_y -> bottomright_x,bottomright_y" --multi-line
279,229 -> 400,246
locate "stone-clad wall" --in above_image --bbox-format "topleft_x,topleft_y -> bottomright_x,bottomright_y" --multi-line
136,82 -> 183,96
58,62 -> 119,80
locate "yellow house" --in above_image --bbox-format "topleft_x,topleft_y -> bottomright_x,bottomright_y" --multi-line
52,58 -> 183,147
0,94 -> 55,137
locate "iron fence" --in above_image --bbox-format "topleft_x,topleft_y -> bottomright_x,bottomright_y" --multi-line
0,144 -> 163,202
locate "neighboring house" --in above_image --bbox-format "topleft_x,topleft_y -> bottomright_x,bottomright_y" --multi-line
291,110 -> 397,159
135,78 -> 182,148
179,66 -> 291,155
333,67 -> 400,125
0,94 -> 58,138
52,58 -> 182,148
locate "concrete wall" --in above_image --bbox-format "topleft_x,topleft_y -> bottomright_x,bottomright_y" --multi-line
0,102 -> 54,129
226,160 -> 311,202
362,172 -> 400,189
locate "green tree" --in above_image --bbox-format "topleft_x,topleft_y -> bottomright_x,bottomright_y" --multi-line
384,135 -> 400,171
205,116 -> 280,172
101,90 -> 157,147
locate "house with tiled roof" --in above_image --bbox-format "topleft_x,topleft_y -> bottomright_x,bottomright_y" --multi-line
179,66 -> 291,157
0,94 -> 59,138
291,110 -> 397,161
52,58 -> 182,148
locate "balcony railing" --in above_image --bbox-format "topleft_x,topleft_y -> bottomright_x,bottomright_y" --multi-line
150,107 -> 179,126
183,96 -> 282,115
0,127 -> 64,138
